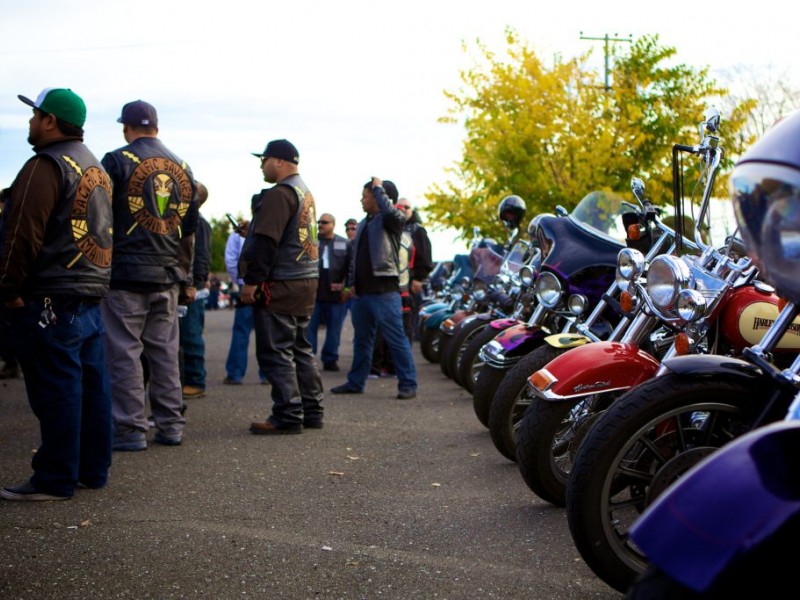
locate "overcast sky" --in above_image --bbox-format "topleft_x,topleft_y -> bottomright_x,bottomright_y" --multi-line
2,0 -> 797,260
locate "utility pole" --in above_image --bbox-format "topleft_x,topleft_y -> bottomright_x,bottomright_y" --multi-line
579,32 -> 633,91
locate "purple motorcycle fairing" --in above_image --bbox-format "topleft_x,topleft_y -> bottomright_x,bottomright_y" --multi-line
630,420 -> 800,592
490,317 -> 519,330
492,322 -> 548,356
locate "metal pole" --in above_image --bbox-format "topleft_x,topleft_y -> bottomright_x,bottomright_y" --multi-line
579,32 -> 633,91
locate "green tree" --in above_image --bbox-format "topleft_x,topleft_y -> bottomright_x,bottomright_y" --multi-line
426,30 -> 755,242
208,214 -> 244,277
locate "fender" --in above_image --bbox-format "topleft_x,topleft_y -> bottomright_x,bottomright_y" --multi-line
630,421 -> 800,592
490,322 -> 547,358
542,332 -> 591,349
659,353 -> 766,379
442,309 -> 475,334
418,302 -> 448,322
530,341 -> 660,401
424,308 -> 454,330
489,317 -> 519,330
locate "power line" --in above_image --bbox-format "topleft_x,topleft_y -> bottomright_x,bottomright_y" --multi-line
579,32 -> 633,91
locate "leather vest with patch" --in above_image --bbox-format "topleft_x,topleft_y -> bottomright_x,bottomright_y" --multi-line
270,174 -> 319,281
102,137 -> 196,284
28,141 -> 113,298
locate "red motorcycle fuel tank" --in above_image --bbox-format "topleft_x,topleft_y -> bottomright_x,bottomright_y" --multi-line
717,284 -> 800,352
529,341 -> 661,401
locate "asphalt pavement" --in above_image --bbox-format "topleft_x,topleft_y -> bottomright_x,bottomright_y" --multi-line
0,308 -> 620,599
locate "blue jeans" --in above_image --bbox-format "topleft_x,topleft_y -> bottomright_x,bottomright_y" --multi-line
179,299 -> 206,388
12,300 -> 112,496
348,293 -> 417,392
225,305 -> 268,382
308,300 -> 348,364
253,309 -> 324,427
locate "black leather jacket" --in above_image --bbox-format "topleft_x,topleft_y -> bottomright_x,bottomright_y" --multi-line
349,185 -> 406,283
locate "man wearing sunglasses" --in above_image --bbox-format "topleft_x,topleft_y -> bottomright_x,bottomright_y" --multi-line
307,214 -> 352,372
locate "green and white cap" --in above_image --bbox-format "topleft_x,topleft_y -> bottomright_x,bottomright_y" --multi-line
18,87 -> 86,128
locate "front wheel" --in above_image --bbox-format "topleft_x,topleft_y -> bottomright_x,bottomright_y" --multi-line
458,324 -> 508,395
566,375 -> 768,593
420,327 -> 441,363
472,365 -> 508,428
488,345 -> 564,462
447,318 -> 491,389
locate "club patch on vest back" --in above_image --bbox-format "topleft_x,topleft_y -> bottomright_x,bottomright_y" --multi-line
69,163 -> 113,268
739,302 -> 800,349
126,156 -> 193,234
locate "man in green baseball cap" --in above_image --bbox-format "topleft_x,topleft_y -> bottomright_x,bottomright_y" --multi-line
18,87 -> 86,129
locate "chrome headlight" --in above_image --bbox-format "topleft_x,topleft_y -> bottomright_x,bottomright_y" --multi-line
534,271 -> 563,309
676,289 -> 707,322
646,255 -> 693,312
568,294 -> 588,316
519,265 -> 536,287
616,248 -> 645,291
473,289 -> 487,302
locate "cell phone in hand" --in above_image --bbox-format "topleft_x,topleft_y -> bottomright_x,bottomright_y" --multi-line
226,213 -> 243,234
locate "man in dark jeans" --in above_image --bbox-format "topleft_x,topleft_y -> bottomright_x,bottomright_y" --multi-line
240,139 -> 324,435
331,178 -> 418,400
307,213 -> 352,372
1,88 -> 113,500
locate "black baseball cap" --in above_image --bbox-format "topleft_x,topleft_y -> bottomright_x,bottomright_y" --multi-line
252,139 -> 299,164
117,100 -> 158,127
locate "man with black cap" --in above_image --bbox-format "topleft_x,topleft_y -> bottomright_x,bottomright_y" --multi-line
240,139 -> 324,434
331,178 -> 418,400
0,88 -> 114,500
100,99 -> 200,451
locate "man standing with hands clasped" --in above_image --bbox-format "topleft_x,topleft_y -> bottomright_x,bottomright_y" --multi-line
240,139 -> 324,435
331,177 -> 418,399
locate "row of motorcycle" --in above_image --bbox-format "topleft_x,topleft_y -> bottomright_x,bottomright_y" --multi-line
415,107 -> 800,597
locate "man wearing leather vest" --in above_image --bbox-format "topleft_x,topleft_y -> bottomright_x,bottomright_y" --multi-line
307,213 -> 353,372
240,139 -> 324,435
0,88 -> 114,501
100,99 -> 200,452
331,178 -> 418,400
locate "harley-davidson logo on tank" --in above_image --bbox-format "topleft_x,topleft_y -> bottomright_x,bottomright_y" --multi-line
738,303 -> 800,349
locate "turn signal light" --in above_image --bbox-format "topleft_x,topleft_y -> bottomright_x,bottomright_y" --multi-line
530,369 -> 556,392
675,332 -> 690,355
627,224 -> 641,241
620,291 -> 633,313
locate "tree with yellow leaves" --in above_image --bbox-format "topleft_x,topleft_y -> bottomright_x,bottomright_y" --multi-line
425,30 -> 755,242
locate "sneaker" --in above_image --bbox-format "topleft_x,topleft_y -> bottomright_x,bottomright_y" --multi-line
322,362 -> 339,372
153,432 -> 182,446
249,421 -> 302,435
223,376 -> 243,385
367,373 -> 379,380
330,383 -> 363,394
1,482 -> 70,501
182,386 -> 206,399
396,389 -> 417,400
146,415 -> 155,428
113,433 -> 147,452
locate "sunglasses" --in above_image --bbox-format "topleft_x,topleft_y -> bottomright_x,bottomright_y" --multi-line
396,205 -> 411,211
317,220 -> 331,225
346,226 -> 357,230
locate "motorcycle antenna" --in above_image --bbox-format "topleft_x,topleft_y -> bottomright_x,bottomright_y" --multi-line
579,32 -> 633,91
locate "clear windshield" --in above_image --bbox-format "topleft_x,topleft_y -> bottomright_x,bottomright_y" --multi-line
499,240 -> 530,275
569,191 -> 633,244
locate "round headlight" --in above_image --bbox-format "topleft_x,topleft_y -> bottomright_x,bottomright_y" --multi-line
616,248 -> 645,291
646,255 -> 693,311
519,266 -> 535,287
473,289 -> 487,302
676,289 -> 707,322
568,294 -> 588,316
535,271 -> 563,309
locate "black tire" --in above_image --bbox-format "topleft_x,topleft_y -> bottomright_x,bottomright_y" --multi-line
472,365 -> 508,428
447,318 -> 491,389
439,331 -> 455,378
457,324 -> 506,395
566,375 -> 768,593
489,345 -> 564,462
515,392 -> 610,505
420,327 -> 441,363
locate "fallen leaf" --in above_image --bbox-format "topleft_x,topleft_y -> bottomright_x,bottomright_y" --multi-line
80,520 -> 91,528
346,455 -> 360,460
329,471 -> 345,476
431,483 -> 441,487
469,452 -> 481,457
322,545 -> 333,551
